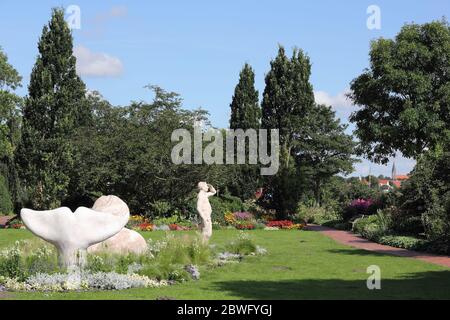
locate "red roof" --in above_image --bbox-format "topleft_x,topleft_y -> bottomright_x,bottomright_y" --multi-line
378,179 -> 390,185
395,175 -> 409,180
392,180 -> 401,188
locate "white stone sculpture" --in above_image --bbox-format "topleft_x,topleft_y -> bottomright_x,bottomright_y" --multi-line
87,196 -> 147,255
88,228 -> 148,255
21,200 -> 129,270
197,182 -> 216,242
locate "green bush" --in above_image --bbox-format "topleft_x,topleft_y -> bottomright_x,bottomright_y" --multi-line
296,204 -> 338,224
422,191 -> 450,254
209,195 -> 244,225
152,216 -> 179,226
352,210 -> 392,241
399,151 -> 450,254
225,232 -> 257,255
377,235 -> 429,251
321,220 -> 351,230
148,201 -> 173,218
0,174 -> 13,214
0,240 -> 60,281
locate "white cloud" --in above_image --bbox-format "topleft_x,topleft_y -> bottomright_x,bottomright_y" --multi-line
94,5 -> 128,22
82,6 -> 128,38
74,45 -> 124,77
109,5 -> 128,17
314,89 -> 357,123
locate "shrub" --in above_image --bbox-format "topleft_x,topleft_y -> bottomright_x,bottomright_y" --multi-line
225,232 -> 257,255
208,196 -> 244,225
343,198 -> 376,221
139,234 -> 212,280
149,201 -> 173,218
391,213 -> 425,235
295,204 -> 338,224
377,235 -> 429,251
152,216 -> 179,226
0,240 -> 59,281
399,150 -> 450,253
422,191 -> 450,254
0,174 -> 13,215
352,210 -> 392,241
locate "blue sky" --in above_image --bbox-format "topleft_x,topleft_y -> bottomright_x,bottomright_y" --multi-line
1,0 -> 448,177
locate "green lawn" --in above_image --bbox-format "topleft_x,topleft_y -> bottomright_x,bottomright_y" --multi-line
0,229 -> 449,300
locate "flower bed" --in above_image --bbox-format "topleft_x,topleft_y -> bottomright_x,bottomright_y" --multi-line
128,216 -> 194,232
137,222 -> 154,231
266,220 -> 304,230
235,223 -> 255,230
224,211 -> 258,230
168,224 -> 191,231
0,232 -> 267,292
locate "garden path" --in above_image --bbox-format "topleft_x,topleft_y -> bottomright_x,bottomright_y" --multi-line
306,224 -> 450,268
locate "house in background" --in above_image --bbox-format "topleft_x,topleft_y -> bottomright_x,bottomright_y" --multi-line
377,161 -> 410,192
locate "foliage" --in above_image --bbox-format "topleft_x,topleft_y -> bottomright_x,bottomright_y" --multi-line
0,174 -> 13,214
229,63 -> 260,130
261,46 -> 356,216
422,191 -> 450,254
0,240 -> 59,281
349,19 -> 450,163
295,204 -> 338,224
321,220 -> 351,230
261,46 -> 315,218
149,201 -> 173,218
139,234 -> 212,281
0,47 -> 23,211
352,214 -> 386,241
68,87 -> 211,215
377,235 -> 429,252
225,232 -> 258,255
18,8 -> 88,209
297,104 -> 356,205
0,271 -> 168,292
206,195 -> 244,225
343,198 -> 376,221
228,63 -> 261,200
400,150 -> 450,253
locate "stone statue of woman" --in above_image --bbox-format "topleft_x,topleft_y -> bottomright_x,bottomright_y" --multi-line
197,182 -> 216,242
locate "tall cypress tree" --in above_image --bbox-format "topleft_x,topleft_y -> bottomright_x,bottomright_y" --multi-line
229,63 -> 260,129
19,8 -> 88,209
228,63 -> 261,199
261,46 -> 316,217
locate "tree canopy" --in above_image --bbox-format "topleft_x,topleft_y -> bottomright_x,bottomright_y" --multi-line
349,19 -> 450,163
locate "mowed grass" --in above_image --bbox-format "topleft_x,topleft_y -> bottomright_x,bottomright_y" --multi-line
0,229 -> 449,300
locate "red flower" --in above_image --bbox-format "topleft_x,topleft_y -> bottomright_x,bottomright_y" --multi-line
266,220 -> 293,229
235,223 -> 255,230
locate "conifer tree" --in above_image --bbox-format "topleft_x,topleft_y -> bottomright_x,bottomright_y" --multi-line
229,63 -> 261,199
19,8 -> 88,209
261,46 -> 316,217
229,63 -> 260,129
